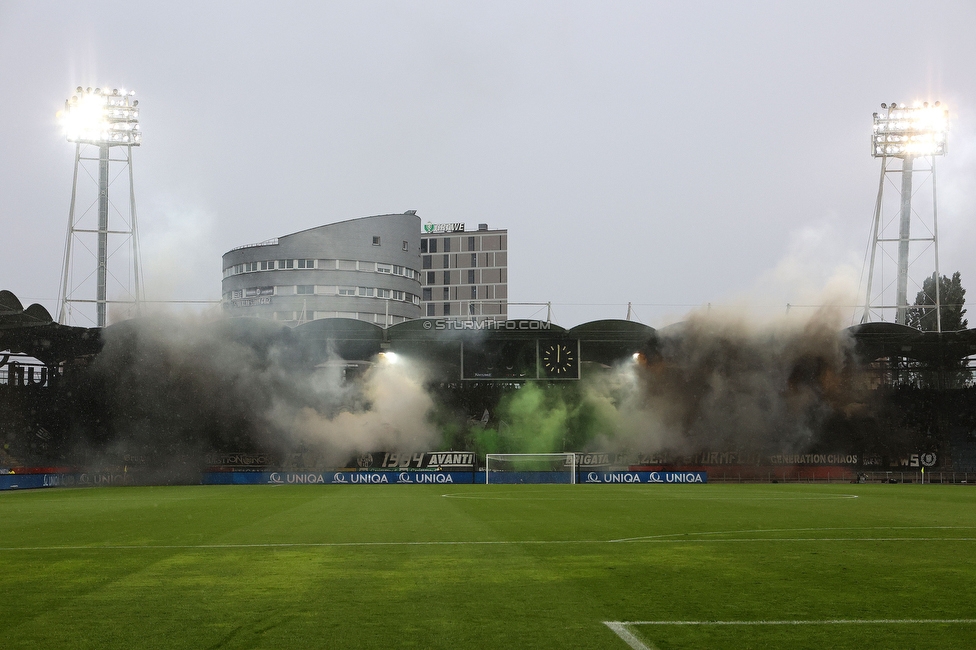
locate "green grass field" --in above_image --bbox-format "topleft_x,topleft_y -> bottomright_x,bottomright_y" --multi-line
2,483 -> 975,649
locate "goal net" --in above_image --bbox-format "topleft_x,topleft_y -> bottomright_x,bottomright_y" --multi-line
484,453 -> 577,485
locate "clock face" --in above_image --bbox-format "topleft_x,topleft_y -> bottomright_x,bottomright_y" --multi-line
541,342 -> 577,377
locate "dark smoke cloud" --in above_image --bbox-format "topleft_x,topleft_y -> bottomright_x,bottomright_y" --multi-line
75,307 -> 876,474
472,307 -> 868,457
81,316 -> 437,476
623,307 -> 861,453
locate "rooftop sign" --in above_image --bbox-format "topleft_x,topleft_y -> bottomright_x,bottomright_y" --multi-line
423,222 -> 464,234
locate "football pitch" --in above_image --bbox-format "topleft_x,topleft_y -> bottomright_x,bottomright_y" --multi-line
2,483 -> 975,649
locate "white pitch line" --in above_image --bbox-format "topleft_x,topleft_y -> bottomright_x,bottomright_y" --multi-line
609,525 -> 976,543
604,622 -> 656,650
1,523 -> 964,553
611,619 -> 976,626
441,492 -> 861,501
604,619 -> 976,649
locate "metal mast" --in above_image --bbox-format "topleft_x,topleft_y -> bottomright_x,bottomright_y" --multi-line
861,101 -> 947,330
57,86 -> 143,327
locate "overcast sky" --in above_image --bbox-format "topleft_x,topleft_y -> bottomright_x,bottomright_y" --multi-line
1,1 -> 974,328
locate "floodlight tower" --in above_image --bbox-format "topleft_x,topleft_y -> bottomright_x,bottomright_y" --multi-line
861,101 -> 948,330
57,86 -> 143,327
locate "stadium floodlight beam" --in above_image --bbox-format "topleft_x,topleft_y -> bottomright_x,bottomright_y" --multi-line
56,86 -> 143,327
861,101 -> 948,329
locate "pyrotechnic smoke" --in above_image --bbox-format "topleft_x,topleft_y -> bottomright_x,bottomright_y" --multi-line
81,316 -> 438,476
74,304 -> 875,475
471,306 -> 866,458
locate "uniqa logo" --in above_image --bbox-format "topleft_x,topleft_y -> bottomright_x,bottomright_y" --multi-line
268,472 -> 283,484
349,473 -> 389,483
415,473 -> 454,483
332,473 -> 349,483
398,472 -> 414,483
585,472 -> 641,483
287,473 -> 325,484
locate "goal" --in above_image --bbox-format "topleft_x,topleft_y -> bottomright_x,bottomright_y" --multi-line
484,453 -> 578,485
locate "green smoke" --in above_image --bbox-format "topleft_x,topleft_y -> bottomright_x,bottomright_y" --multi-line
469,380 -> 620,456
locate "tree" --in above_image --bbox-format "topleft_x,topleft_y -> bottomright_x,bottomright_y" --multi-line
907,271 -> 968,332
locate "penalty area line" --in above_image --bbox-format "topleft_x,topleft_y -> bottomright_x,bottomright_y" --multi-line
604,619 -> 976,650
604,622 -> 657,650
610,619 -> 976,626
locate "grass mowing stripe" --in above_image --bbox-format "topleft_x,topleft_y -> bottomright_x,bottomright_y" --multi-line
3,484 -> 975,649
2,535 -> 976,551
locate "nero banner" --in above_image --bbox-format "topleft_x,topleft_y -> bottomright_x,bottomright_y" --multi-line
581,471 -> 708,484
350,452 -> 476,470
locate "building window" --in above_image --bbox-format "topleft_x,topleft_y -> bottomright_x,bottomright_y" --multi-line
377,263 -> 392,274
443,237 -> 451,252
471,253 -> 477,267
443,303 -> 451,316
297,259 -> 314,269
422,256 -> 432,269
421,239 -> 428,253
443,287 -> 450,300
297,285 -> 314,295
338,287 -> 356,296
392,265 -> 404,276
279,259 -> 294,269
393,290 -> 404,301
260,261 -> 272,270
468,236 -> 475,251
429,239 -> 437,253
402,240 -> 408,251
372,236 -> 381,246
426,271 -> 435,285
426,303 -> 435,317
471,286 -> 477,299
469,303 -> 476,315
443,270 -> 451,285
412,294 -> 420,305
358,287 -> 374,297
422,288 -> 432,301
377,288 -> 391,299
467,269 -> 475,284
443,254 -> 449,268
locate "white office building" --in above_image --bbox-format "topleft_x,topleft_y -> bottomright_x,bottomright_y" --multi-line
221,212 -> 423,325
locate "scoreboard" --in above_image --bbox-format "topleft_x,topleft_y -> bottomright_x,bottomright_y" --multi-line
460,339 -> 580,381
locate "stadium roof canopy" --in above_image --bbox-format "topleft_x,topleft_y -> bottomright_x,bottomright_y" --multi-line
0,290 -> 101,364
2,289 -> 975,369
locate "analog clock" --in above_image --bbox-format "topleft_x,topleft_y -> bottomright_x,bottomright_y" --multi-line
541,342 -> 577,378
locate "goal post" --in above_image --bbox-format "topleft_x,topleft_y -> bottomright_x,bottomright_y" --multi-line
484,453 -> 577,485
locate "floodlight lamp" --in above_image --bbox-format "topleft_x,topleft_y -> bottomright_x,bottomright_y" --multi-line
378,351 -> 399,364
871,102 -> 947,158
59,86 -> 141,146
